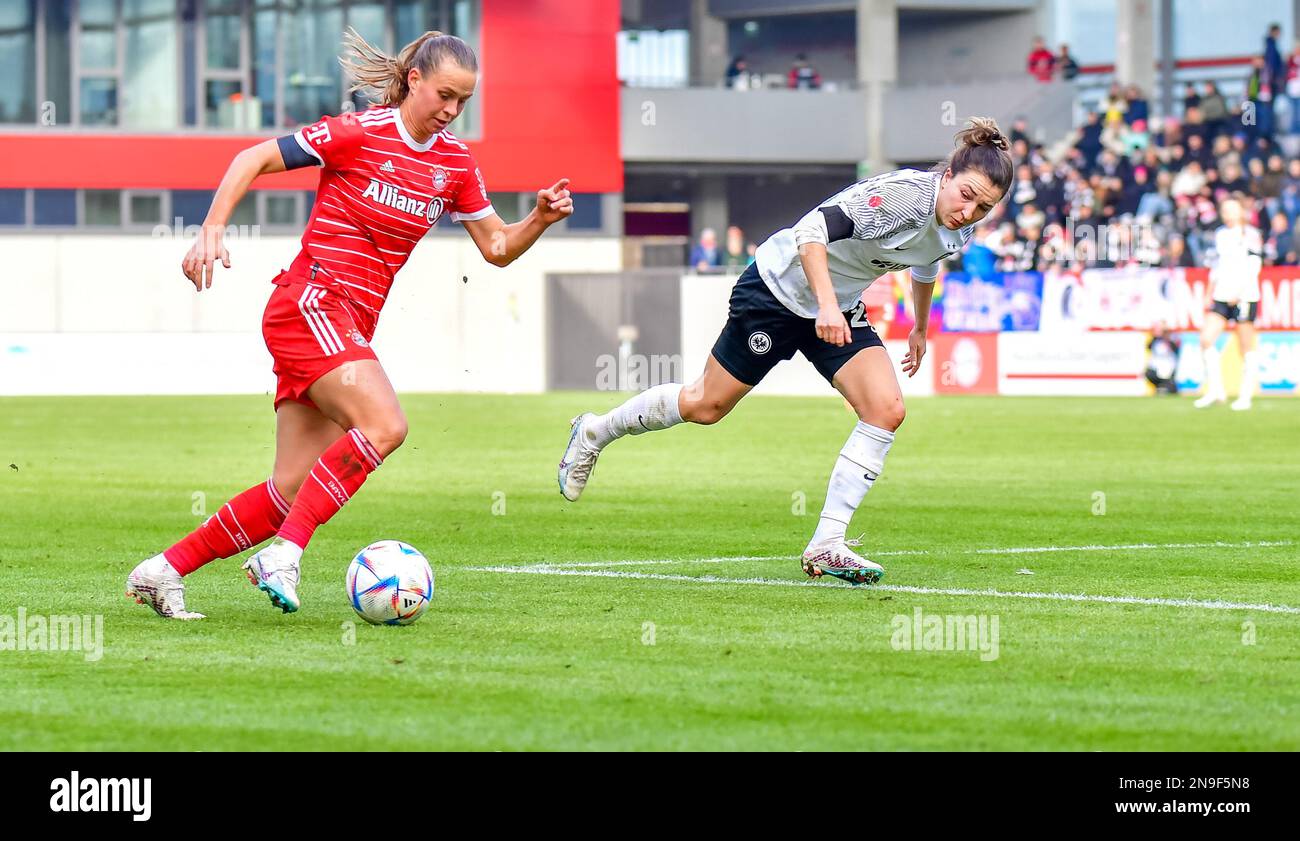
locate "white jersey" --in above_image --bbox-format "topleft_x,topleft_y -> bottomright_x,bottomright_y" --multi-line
1210,224 -> 1262,303
754,168 -> 973,318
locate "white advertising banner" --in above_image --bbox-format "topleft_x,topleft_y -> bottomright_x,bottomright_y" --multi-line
998,332 -> 1148,396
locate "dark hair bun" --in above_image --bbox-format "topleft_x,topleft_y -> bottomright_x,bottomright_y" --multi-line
956,117 -> 1009,152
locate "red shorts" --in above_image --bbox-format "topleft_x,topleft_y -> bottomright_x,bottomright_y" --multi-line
262,271 -> 378,409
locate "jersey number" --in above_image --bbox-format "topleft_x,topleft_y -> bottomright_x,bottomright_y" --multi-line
849,301 -> 870,328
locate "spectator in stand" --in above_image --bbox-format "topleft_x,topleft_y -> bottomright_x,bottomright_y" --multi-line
1116,166 -> 1148,217
1057,44 -> 1079,81
1034,161 -> 1065,224
1075,110 -> 1104,168
787,54 -> 821,90
1287,41 -> 1300,133
1252,155 -> 1285,216
1199,82 -> 1229,139
1183,83 -> 1202,113
722,225 -> 748,270
1097,148 -> 1131,181
1172,160 -> 1207,199
1265,210 -> 1297,264
1009,116 -> 1031,147
1102,82 -> 1128,124
1265,24 -> 1286,92
1027,37 -> 1055,82
690,228 -> 721,271
725,55 -> 749,89
1247,56 -> 1276,142
1008,163 -> 1037,218
1154,116 -> 1182,149
1281,157 -> 1300,224
1136,170 -> 1174,222
1212,134 -> 1237,173
1182,106 -> 1208,147
1220,160 -> 1250,196
1185,132 -> 1214,171
1122,118 -> 1150,155
1163,233 -> 1196,268
1016,201 -> 1046,233
1124,85 -> 1149,126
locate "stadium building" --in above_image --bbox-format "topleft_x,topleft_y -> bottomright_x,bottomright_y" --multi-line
1,1 -> 1298,397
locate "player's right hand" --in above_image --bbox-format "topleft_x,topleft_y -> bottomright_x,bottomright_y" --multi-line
182,225 -> 231,291
816,306 -> 851,347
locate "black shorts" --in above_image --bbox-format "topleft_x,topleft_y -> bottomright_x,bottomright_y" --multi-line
1211,300 -> 1258,323
710,263 -> 885,386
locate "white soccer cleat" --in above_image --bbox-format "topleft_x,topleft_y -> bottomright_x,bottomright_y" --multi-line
558,413 -> 602,502
125,555 -> 205,620
802,536 -> 885,586
1230,396 -> 1252,411
1193,393 -> 1224,409
242,538 -> 301,613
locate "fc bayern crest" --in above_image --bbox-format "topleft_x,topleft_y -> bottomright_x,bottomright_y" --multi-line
431,167 -> 447,192
349,330 -> 368,348
748,331 -> 772,355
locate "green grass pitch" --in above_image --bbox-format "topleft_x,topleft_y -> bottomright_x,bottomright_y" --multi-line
1,392 -> 1297,750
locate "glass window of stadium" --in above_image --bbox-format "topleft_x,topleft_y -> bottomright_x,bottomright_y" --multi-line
7,0 -> 479,133
73,0 -> 181,129
0,2 -> 38,123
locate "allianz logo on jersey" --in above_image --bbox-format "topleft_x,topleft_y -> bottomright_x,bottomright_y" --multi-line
361,178 -> 445,224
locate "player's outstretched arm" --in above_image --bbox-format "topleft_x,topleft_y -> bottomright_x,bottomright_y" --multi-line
181,139 -> 287,291
462,178 -> 573,268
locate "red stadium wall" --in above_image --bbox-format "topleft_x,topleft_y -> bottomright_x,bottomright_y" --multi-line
0,0 -> 622,194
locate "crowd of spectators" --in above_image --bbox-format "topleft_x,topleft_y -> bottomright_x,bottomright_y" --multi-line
972,25 -> 1300,275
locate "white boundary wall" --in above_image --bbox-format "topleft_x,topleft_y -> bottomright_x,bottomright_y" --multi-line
0,234 -> 620,396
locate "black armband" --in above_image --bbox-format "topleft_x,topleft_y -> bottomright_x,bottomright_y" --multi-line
276,134 -> 319,170
819,205 -> 854,243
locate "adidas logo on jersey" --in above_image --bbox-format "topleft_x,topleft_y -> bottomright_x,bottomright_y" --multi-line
380,160 -> 395,174
362,178 -> 446,225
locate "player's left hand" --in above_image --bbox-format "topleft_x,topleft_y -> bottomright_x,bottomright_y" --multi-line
901,327 -> 926,377
537,178 -> 574,225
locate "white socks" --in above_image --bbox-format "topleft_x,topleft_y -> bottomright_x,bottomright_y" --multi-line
586,383 -> 685,449
1202,346 -> 1225,400
1239,350 -> 1260,400
810,421 -> 895,546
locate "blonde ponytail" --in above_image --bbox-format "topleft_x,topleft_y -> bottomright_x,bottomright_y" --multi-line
340,27 -> 478,107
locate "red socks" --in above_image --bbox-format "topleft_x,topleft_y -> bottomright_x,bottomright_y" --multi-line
164,478 -> 291,576
161,430 -> 381,574
277,429 -> 383,550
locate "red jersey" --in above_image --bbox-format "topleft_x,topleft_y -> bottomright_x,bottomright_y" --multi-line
287,106 -> 494,336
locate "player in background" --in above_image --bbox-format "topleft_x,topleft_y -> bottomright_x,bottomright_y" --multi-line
1194,197 -> 1263,411
559,119 -> 1012,584
126,29 -> 573,618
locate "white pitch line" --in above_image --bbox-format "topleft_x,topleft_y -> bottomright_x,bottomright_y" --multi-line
468,565 -> 1300,615
518,540 -> 1292,570
970,540 -> 1293,555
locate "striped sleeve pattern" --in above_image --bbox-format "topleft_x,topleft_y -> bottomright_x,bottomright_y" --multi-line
837,170 -> 937,241
793,168 -> 937,247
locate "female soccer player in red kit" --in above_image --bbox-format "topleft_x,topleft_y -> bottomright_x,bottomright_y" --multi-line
126,30 -> 573,618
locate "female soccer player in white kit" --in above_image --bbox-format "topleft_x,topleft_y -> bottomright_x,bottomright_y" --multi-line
1195,197 -> 1263,411
559,119 -> 1013,584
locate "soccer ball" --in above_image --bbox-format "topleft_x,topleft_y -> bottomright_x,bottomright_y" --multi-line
346,540 -> 434,626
